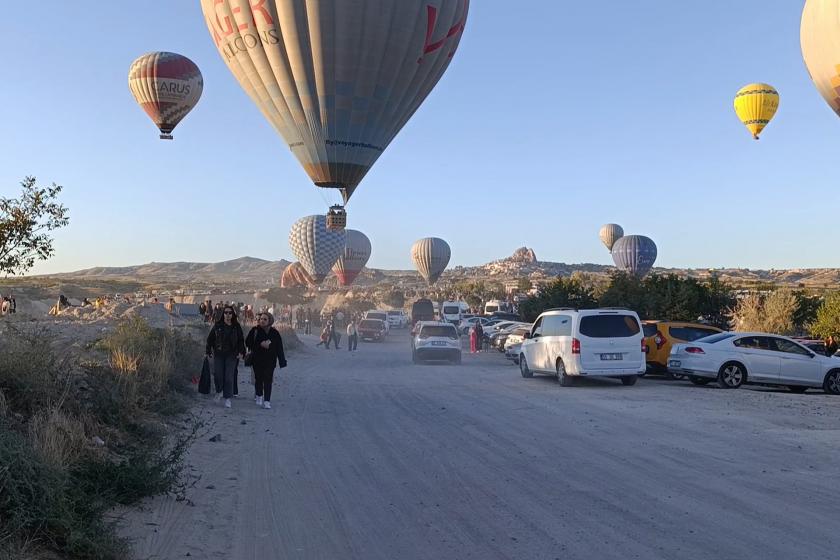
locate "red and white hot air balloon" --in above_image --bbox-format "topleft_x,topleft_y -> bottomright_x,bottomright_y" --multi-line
128,52 -> 204,140
333,229 -> 372,287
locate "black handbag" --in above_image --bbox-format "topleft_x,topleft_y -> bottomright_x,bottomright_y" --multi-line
244,329 -> 255,367
198,356 -> 211,394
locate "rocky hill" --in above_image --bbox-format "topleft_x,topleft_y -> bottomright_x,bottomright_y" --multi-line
38,250 -> 840,289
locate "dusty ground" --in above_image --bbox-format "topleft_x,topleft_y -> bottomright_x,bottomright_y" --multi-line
120,329 -> 840,560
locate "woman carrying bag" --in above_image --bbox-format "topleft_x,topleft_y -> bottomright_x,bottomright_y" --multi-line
245,312 -> 287,410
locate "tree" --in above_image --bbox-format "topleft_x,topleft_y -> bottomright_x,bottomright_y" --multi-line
519,278 -> 598,322
811,292 -> 840,339
516,277 -> 532,292
0,177 -> 70,276
730,290 -> 798,335
385,289 -> 405,309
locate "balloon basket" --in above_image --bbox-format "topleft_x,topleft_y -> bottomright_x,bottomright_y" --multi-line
326,205 -> 347,231
159,134 -> 174,140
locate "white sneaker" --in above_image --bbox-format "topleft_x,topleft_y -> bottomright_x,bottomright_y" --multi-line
214,392 -> 222,402
224,399 -> 232,409
263,401 -> 271,410
255,396 -> 264,406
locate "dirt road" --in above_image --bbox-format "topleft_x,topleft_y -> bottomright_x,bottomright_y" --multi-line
122,329 -> 840,559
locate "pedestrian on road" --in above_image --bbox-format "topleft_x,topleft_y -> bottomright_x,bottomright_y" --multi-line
316,324 -> 330,348
470,324 -> 478,353
474,322 -> 484,353
245,312 -> 287,409
330,319 -> 341,349
347,319 -> 358,352
206,305 -> 245,409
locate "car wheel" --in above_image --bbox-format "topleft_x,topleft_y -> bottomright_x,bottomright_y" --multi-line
557,360 -> 573,387
823,370 -> 840,395
519,355 -> 532,378
621,375 -> 638,386
689,376 -> 712,386
787,386 -> 808,394
717,362 -> 745,389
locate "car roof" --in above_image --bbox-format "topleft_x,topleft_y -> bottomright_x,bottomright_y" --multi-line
643,320 -> 720,328
360,318 -> 385,324
539,308 -> 639,317
417,321 -> 456,328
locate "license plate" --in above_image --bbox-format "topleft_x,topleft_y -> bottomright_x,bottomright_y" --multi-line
600,353 -> 623,361
669,360 -> 681,368
432,341 -> 447,346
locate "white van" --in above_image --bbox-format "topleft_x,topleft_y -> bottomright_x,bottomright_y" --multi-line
441,301 -> 464,324
518,308 -> 645,386
364,310 -> 391,333
484,299 -> 507,316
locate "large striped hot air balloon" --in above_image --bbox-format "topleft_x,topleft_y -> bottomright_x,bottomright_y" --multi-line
280,262 -> 315,288
611,235 -> 658,278
333,230 -> 372,287
599,224 -> 624,252
411,238 -> 451,285
801,0 -> 840,120
733,83 -> 779,140
199,0 -> 469,204
128,52 -> 203,139
288,215 -> 346,284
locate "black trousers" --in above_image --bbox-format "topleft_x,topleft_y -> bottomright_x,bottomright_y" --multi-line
213,353 -> 237,398
348,334 -> 358,351
253,364 -> 274,401
331,332 -> 341,349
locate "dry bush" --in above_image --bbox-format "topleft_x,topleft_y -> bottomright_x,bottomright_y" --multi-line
27,409 -> 89,469
730,290 -> 797,335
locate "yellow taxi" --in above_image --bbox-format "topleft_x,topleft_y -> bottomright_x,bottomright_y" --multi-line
642,321 -> 723,379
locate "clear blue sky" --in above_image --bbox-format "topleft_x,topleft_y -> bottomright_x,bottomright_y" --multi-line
2,1 -> 837,275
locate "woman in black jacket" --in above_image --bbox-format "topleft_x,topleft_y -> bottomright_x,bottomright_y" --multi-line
206,305 -> 245,408
245,312 -> 287,409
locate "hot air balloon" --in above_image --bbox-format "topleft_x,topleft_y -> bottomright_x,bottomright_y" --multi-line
611,235 -> 658,278
280,262 -> 315,288
288,215 -> 347,284
599,224 -> 624,252
411,238 -> 451,285
802,0 -> 840,120
199,0 -> 469,205
733,83 -> 779,140
333,230 -> 372,287
128,52 -> 203,140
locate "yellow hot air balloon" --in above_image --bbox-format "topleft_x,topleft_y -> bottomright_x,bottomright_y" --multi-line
733,84 -> 779,140
199,0 -> 469,204
801,0 -> 840,119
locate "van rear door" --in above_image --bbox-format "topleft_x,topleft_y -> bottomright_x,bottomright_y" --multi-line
577,313 -> 644,371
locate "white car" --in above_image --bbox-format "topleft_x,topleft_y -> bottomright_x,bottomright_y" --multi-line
458,316 -> 491,335
519,308 -> 646,386
441,301 -> 465,324
387,309 -> 408,329
364,310 -> 391,333
412,321 -> 462,365
668,332 -> 840,394
504,325 -> 533,363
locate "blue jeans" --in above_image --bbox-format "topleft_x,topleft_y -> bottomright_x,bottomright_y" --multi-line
213,353 -> 237,398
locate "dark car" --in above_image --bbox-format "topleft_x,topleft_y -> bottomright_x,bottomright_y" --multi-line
358,319 -> 387,341
411,299 -> 435,330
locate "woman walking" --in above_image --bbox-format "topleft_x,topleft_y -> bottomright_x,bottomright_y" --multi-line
245,313 -> 287,410
470,324 -> 478,354
206,305 -> 245,409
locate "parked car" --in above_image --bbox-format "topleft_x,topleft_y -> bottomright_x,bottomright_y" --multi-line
668,332 -> 840,394
441,301 -> 466,324
412,321 -> 462,365
487,322 -> 527,349
503,325 -> 532,361
358,318 -> 387,342
363,310 -> 390,334
642,321 -> 723,379
411,299 -> 435,330
458,316 -> 491,335
489,311 -> 521,322
519,308 -> 646,386
387,309 -> 408,329
483,299 -> 508,316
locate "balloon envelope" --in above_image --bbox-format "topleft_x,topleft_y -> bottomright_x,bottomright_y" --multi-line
199,0 -> 469,202
599,224 -> 624,251
280,262 -> 315,288
411,237 -> 451,285
611,235 -> 657,278
128,52 -> 203,139
333,229 -> 372,287
733,83 -> 779,140
288,215 -> 347,284
802,0 -> 840,119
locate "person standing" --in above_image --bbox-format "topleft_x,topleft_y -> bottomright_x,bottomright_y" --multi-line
245,312 -> 287,409
470,324 -> 478,354
206,305 -> 245,409
331,318 -> 342,349
475,321 -> 484,353
825,335 -> 838,357
347,319 -> 358,352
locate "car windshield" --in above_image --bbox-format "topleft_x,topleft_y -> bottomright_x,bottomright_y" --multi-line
367,313 -> 386,321
443,306 -> 459,314
695,333 -> 735,344
419,326 -> 458,339
579,315 -> 640,338
486,306 -> 499,313
387,311 -> 400,316
669,326 -> 721,342
642,324 -> 658,337
359,320 -> 382,329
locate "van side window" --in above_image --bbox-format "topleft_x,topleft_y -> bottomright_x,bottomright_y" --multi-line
532,317 -> 544,337
542,315 -> 572,336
